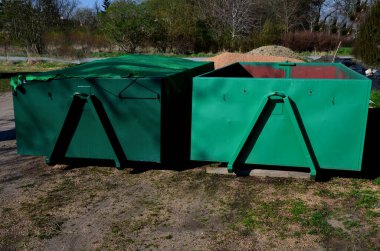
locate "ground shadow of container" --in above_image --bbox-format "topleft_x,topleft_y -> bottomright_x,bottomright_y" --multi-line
319,108 -> 380,181
360,108 -> 380,179
0,128 -> 16,141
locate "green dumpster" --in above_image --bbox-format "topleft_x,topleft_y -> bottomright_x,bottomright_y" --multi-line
11,55 -> 214,167
191,62 -> 372,178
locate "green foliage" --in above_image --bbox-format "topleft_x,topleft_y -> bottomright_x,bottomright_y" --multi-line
337,47 -> 353,56
255,20 -> 283,47
100,0 -> 165,53
374,177 -> 380,186
1,0 -> 62,54
0,61 -> 71,93
370,90 -> 380,108
145,0 -> 198,53
194,20 -> 217,53
353,2 -> 380,66
102,0 -> 111,12
0,0 -> 375,56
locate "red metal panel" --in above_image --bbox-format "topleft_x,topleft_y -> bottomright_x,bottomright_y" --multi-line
290,66 -> 348,79
243,65 -> 285,78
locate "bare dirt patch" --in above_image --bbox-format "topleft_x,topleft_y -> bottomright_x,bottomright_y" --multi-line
1,91 -> 380,250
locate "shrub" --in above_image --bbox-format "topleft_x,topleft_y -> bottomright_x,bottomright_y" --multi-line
255,20 -> 283,48
283,31 -> 349,52
353,2 -> 380,66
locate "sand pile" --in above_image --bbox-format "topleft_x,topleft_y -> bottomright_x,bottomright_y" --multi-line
209,52 -> 303,69
248,45 -> 300,59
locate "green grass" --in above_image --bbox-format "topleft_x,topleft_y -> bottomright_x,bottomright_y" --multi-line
316,188 -> 337,198
343,219 -> 361,229
2,165 -> 379,250
0,61 -> 72,93
337,47 -> 353,56
233,197 -> 342,240
350,189 -> 379,209
299,47 -> 353,57
374,177 -> 380,186
370,90 -> 380,108
0,61 -> 72,73
290,201 -> 308,219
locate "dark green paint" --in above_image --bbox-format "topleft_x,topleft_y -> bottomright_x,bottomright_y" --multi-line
12,55 -> 214,166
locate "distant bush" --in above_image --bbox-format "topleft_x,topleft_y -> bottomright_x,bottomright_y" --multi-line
353,2 -> 380,66
255,20 -> 283,48
283,32 -> 350,52
43,30 -> 110,58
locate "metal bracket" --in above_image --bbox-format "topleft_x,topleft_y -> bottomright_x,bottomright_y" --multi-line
227,92 -> 318,179
46,93 -> 127,169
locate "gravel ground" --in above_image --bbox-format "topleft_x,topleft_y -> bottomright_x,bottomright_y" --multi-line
248,45 -> 301,59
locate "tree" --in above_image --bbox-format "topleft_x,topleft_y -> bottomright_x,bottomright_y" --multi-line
2,0 -> 46,55
146,0 -> 197,53
100,0 -> 158,52
0,0 -> 11,58
74,7 -> 97,28
57,0 -> 79,19
196,0 -> 256,43
353,1 -> 380,66
102,0 -> 111,12
306,0 -> 328,31
1,0 -> 78,55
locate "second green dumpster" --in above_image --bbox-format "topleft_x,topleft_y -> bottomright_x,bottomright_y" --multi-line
191,62 -> 371,178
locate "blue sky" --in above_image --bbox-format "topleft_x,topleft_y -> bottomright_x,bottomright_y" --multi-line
79,0 -> 97,8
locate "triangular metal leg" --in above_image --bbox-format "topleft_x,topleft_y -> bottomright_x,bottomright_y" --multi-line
47,93 -> 127,168
227,92 -> 319,179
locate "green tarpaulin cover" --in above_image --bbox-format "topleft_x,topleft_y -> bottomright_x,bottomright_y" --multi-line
10,54 -> 212,91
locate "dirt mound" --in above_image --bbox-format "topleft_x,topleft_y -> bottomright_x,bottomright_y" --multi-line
248,45 -> 300,59
209,52 -> 303,69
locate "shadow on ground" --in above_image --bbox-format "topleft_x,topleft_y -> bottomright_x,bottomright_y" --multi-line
0,128 -> 15,141
34,108 -> 380,181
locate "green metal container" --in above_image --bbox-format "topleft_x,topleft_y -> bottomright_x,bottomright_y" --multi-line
11,55 -> 214,167
191,62 -> 371,178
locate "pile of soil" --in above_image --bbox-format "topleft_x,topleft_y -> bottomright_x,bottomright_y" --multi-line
208,52 -> 303,69
248,45 -> 300,59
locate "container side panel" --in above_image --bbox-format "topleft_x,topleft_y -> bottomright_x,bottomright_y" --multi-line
192,78 -> 291,164
13,82 -> 71,156
287,79 -> 370,170
14,78 -> 162,162
191,76 -> 370,171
